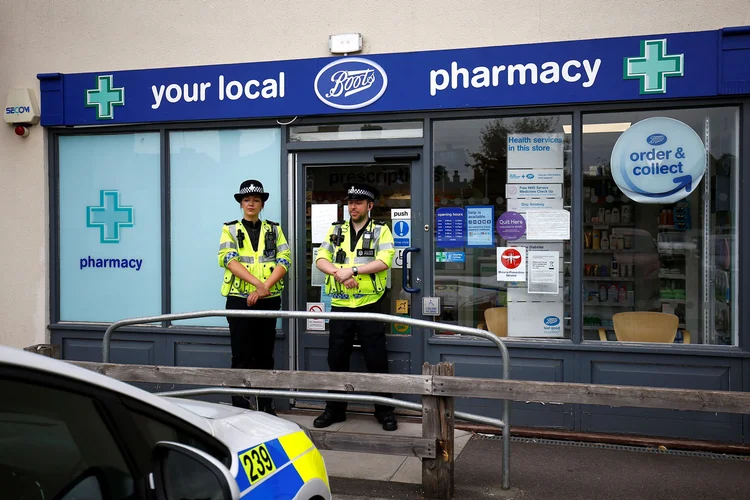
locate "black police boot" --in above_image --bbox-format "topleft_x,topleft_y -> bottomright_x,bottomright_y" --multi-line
377,412 -> 398,432
313,410 -> 346,428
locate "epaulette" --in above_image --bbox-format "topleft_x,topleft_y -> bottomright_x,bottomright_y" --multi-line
331,220 -> 345,225
265,220 -> 279,226
373,220 -> 386,225
223,219 -> 238,225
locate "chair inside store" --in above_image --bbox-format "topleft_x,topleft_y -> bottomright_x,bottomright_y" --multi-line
484,307 -> 508,337
598,311 -> 690,344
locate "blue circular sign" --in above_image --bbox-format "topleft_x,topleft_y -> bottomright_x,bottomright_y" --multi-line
610,117 -> 706,204
394,220 -> 409,237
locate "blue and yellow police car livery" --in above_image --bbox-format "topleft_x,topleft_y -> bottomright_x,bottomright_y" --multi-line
165,397 -> 331,500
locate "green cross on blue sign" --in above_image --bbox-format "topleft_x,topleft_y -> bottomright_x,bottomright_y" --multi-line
624,39 -> 684,95
87,190 -> 134,243
86,75 -> 125,119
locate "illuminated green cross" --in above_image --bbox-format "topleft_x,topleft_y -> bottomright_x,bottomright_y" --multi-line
624,39 -> 684,95
86,75 -> 125,120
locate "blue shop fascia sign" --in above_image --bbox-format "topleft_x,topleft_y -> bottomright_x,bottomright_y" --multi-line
38,26 -> 750,127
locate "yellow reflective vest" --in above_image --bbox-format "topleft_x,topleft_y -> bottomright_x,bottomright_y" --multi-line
316,219 -> 395,308
218,219 -> 292,298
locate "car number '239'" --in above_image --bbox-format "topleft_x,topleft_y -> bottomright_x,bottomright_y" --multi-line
240,443 -> 276,484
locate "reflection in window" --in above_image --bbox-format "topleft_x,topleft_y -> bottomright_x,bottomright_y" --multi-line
583,107 -> 739,345
169,128 -> 282,327
433,116 -> 572,339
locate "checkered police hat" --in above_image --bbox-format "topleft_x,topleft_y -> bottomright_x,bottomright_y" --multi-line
234,179 -> 270,203
346,183 -> 378,202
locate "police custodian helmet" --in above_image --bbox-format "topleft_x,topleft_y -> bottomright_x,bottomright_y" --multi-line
345,183 -> 378,202
234,179 -> 270,203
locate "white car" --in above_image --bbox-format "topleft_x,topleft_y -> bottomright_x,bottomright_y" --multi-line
0,345 -> 331,500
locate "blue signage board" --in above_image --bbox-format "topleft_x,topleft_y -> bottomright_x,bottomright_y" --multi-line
37,27 -> 750,127
466,206 -> 495,247
436,207 -> 466,248
393,219 -> 411,247
436,251 -> 466,263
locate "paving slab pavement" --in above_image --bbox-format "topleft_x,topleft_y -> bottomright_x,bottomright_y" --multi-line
282,412 -> 472,484
330,435 -> 750,499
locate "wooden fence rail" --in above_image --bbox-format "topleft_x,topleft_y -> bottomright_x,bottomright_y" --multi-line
71,361 -> 750,415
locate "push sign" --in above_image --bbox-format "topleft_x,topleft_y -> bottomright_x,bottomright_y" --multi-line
610,117 -> 706,204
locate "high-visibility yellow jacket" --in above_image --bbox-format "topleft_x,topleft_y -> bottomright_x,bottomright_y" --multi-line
218,219 -> 292,298
316,219 -> 395,308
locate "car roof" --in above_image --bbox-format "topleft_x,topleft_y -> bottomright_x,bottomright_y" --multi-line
0,345 -> 214,436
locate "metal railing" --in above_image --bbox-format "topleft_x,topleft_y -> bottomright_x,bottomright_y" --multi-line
101,309 -> 512,489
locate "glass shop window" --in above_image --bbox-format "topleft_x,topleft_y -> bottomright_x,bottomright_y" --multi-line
433,115 -> 573,339
582,107 -> 739,345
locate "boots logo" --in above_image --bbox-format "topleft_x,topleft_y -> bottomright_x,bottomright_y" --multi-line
314,58 -> 388,110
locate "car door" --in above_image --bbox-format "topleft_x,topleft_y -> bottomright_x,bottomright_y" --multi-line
0,363 -> 233,500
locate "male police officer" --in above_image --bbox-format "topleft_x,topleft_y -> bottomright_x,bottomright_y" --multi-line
313,183 -> 398,431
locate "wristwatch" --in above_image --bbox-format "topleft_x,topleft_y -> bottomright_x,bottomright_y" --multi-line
352,266 -> 359,277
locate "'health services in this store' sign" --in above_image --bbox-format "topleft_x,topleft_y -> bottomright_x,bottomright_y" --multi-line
610,117 -> 707,204
507,133 -> 565,169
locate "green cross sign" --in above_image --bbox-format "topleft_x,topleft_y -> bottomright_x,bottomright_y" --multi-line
624,39 -> 684,95
87,190 -> 134,243
86,75 -> 125,120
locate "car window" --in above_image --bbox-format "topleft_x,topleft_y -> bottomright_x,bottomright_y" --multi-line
0,378 -> 135,500
125,404 -> 233,469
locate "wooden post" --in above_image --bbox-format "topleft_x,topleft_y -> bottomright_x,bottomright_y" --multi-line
422,361 -> 455,499
24,344 -> 61,359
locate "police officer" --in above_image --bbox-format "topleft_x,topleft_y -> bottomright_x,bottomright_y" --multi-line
313,183 -> 398,431
218,180 -> 292,415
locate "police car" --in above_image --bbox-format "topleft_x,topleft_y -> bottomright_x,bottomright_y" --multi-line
0,345 -> 331,500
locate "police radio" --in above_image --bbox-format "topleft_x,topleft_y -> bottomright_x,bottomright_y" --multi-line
263,228 -> 277,258
236,230 -> 245,249
330,224 -> 344,246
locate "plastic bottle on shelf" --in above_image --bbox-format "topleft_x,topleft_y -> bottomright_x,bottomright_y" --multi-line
600,231 -> 609,250
621,205 -> 631,224
608,284 -> 618,302
611,207 -> 620,224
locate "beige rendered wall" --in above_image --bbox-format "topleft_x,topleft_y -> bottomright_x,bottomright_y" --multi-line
0,0 -> 747,348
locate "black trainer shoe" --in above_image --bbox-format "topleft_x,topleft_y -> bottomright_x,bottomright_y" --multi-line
313,411 -> 346,428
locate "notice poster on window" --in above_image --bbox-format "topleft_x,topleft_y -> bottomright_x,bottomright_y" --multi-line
436,207 -> 466,247
507,197 -> 563,211
497,247 -> 526,282
507,133 -> 565,169
311,204 -> 338,243
528,251 -> 559,294
306,302 -> 326,331
466,206 -> 494,247
526,210 -> 570,240
311,247 -> 326,287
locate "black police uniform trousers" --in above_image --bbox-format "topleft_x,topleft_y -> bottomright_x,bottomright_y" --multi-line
226,294 -> 281,410
325,297 -> 394,418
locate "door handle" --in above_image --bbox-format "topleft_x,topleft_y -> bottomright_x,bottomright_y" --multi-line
401,247 -> 421,294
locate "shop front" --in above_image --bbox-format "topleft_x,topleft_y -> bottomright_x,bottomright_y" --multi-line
39,26 -> 750,443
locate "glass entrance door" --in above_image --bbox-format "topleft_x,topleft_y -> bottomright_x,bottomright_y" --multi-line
293,148 -> 425,377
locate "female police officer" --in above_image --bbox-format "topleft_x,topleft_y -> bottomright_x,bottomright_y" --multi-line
218,179 -> 292,415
